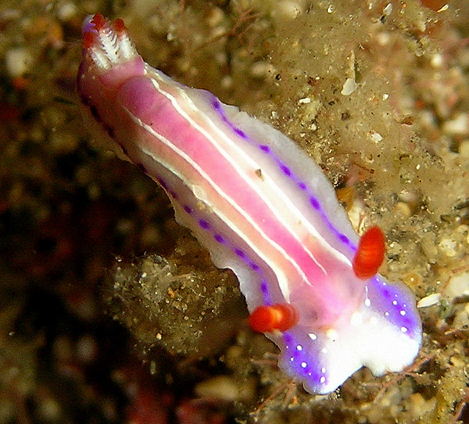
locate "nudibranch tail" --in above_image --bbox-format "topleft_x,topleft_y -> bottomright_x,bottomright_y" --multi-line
278,273 -> 422,394
77,14 -> 422,395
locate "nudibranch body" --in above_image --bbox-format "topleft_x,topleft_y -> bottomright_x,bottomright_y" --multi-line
77,14 -> 421,394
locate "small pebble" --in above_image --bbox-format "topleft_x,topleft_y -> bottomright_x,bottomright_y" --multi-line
5,48 -> 32,77
445,271 -> 469,301
195,375 -> 239,401
443,113 -> 468,135
417,293 -> 440,308
341,78 -> 358,95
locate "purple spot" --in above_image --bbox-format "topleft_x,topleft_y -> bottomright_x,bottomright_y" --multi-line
183,205 -> 193,214
199,219 -> 210,229
157,178 -> 168,189
310,196 -> 320,210
169,190 -> 178,199
249,263 -> 260,271
260,282 -> 269,295
259,145 -> 270,153
212,98 -> 221,110
298,182 -> 307,190
234,128 -> 247,139
338,234 -> 350,244
234,248 -> 245,258
283,333 -> 293,344
214,234 -> 225,244
280,163 -> 292,176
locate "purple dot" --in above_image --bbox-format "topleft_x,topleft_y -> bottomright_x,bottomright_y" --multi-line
169,190 -> 178,199
157,178 -> 168,189
298,182 -> 307,190
234,248 -> 245,258
310,197 -> 320,210
234,128 -> 247,138
249,263 -> 260,271
338,234 -> 349,244
199,219 -> 210,229
183,205 -> 193,214
283,334 -> 293,343
280,164 -> 292,176
259,145 -> 270,153
212,99 -> 221,109
214,234 -> 225,244
260,281 -> 269,295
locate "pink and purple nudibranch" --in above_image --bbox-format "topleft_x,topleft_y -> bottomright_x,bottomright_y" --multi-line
77,13 -> 421,394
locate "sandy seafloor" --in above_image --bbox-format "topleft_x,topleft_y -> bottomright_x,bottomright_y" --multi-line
1,0 -> 469,423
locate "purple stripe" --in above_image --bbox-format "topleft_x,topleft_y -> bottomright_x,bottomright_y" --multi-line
210,94 -> 355,251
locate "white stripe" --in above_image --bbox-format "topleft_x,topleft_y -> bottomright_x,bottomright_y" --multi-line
150,74 -> 351,276
121,105 -> 297,300
146,74 -> 348,273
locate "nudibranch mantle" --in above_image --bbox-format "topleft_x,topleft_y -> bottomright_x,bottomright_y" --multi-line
77,13 -> 421,394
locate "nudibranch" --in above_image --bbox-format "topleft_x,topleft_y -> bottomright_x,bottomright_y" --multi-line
77,13 -> 421,394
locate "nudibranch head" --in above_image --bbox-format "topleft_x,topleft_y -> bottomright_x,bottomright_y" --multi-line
80,13 -> 139,72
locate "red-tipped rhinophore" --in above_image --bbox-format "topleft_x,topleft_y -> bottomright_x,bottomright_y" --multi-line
82,13 -> 106,49
91,12 -> 105,30
353,226 -> 386,279
113,17 -> 126,34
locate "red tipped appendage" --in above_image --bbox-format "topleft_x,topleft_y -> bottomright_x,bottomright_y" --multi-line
352,226 -> 386,280
82,13 -> 127,49
82,28 -> 96,50
82,13 -> 104,49
249,303 -> 299,333
91,12 -> 106,29
113,17 -> 126,33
